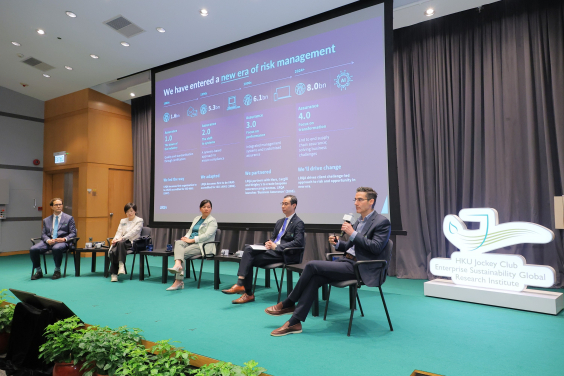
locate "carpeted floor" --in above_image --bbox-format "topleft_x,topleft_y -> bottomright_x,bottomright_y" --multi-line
1,253 -> 563,376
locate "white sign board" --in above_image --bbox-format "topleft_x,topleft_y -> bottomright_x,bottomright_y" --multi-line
430,208 -> 556,292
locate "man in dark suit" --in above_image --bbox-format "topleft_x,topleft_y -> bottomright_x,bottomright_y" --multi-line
265,187 -> 391,336
222,195 -> 305,304
30,198 -> 77,280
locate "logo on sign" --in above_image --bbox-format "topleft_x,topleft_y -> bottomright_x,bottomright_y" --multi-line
430,208 -> 555,291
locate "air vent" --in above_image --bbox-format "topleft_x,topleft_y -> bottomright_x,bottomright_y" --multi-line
22,57 -> 54,72
104,15 -> 144,38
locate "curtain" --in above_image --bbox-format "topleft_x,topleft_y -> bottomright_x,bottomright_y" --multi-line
393,0 -> 564,286
131,96 -> 331,261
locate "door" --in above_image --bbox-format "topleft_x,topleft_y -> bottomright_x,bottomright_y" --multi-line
108,169 -> 134,235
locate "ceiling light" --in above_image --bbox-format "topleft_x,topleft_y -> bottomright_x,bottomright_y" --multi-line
120,41 -> 130,47
37,29 -> 45,35
156,27 -> 165,33
130,93 -> 136,97
425,8 -> 435,16
90,54 -> 99,59
65,65 -> 73,70
11,41 -> 21,46
43,74 -> 50,78
66,11 -> 77,18
200,9 -> 208,16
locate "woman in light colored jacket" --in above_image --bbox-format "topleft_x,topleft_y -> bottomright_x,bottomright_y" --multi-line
109,202 -> 143,282
166,199 -> 217,290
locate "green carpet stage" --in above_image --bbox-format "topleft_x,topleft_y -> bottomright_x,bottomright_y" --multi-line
1,254 -> 563,376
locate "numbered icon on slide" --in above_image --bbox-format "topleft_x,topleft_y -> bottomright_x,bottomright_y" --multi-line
295,83 -> 306,95
244,94 -> 253,106
187,106 -> 198,117
163,113 -> 170,122
200,104 -> 208,115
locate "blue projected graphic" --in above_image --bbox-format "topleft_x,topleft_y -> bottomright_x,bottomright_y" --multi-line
244,94 -> 253,106
334,70 -> 353,91
163,113 -> 170,122
200,104 -> 208,115
274,86 -> 291,101
187,106 -> 198,117
227,96 -> 240,110
295,83 -> 306,95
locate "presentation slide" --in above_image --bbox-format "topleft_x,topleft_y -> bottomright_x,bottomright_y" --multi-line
153,4 -> 389,225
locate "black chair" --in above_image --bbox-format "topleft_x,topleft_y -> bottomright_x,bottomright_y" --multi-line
29,237 -> 80,278
106,227 -> 152,280
323,239 -> 394,336
184,229 -> 221,289
252,235 -> 306,303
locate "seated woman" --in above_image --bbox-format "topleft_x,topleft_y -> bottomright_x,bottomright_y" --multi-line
166,199 -> 217,291
109,202 -> 144,282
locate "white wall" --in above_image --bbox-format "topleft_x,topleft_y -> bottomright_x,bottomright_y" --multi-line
0,86 -> 44,252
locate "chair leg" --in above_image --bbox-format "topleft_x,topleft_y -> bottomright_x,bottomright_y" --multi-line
323,285 -> 332,320
197,258 -> 204,289
357,292 -> 364,317
130,254 -> 137,280
277,268 -> 285,303
379,286 -> 393,331
348,286 -> 357,336
43,254 -> 47,275
145,256 -> 151,276
190,260 -> 197,281
273,269 -> 279,291
252,267 -> 259,295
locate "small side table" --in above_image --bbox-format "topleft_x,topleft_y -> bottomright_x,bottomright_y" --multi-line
139,249 -> 174,283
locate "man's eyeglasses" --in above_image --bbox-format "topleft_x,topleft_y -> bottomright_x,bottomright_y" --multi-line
53,204 -> 63,206
353,198 -> 369,203
280,202 -> 292,206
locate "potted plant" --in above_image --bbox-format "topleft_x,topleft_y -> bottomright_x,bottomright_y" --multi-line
117,339 -> 196,376
189,360 -> 266,376
38,316 -> 85,376
74,325 -> 144,376
0,289 -> 16,354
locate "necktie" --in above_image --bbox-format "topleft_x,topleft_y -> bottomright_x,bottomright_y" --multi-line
53,216 -> 59,239
275,218 -> 288,243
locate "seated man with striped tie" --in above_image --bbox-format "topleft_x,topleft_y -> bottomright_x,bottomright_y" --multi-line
30,198 -> 77,280
222,195 -> 305,304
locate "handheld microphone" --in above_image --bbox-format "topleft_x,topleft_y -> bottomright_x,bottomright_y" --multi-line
340,213 -> 353,237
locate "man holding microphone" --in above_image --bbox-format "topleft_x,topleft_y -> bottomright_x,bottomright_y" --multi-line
264,187 -> 391,336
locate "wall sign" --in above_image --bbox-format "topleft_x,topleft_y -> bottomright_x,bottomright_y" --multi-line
430,208 -> 556,292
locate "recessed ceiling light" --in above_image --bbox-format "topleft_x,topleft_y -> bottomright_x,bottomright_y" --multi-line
65,65 -> 73,70
130,93 -> 136,97
200,9 -> 208,16
90,54 -> 99,59
66,11 -> 77,18
43,74 -> 50,78
425,8 -> 435,16
11,41 -> 21,46
37,29 -> 45,35
156,27 -> 166,33
121,41 -> 130,47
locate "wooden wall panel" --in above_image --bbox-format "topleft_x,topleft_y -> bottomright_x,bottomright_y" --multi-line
87,110 -> 132,166
86,164 -> 109,218
84,217 -> 109,246
108,169 -> 134,233
44,89 -> 88,119
43,112 -> 88,169
76,217 -> 87,248
88,90 -> 131,117
42,173 -> 53,220
51,173 -> 65,205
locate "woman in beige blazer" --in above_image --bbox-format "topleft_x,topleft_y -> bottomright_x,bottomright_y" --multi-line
109,202 -> 143,282
166,199 -> 217,290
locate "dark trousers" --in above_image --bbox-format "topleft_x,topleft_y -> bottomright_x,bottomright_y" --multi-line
29,241 -> 68,269
109,240 -> 131,275
288,259 -> 356,322
238,245 -> 283,294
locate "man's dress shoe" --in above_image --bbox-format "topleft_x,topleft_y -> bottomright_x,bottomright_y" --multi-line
31,271 -> 43,280
265,302 -> 295,316
51,271 -> 61,280
270,322 -> 302,336
222,284 -> 245,294
232,293 -> 255,304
